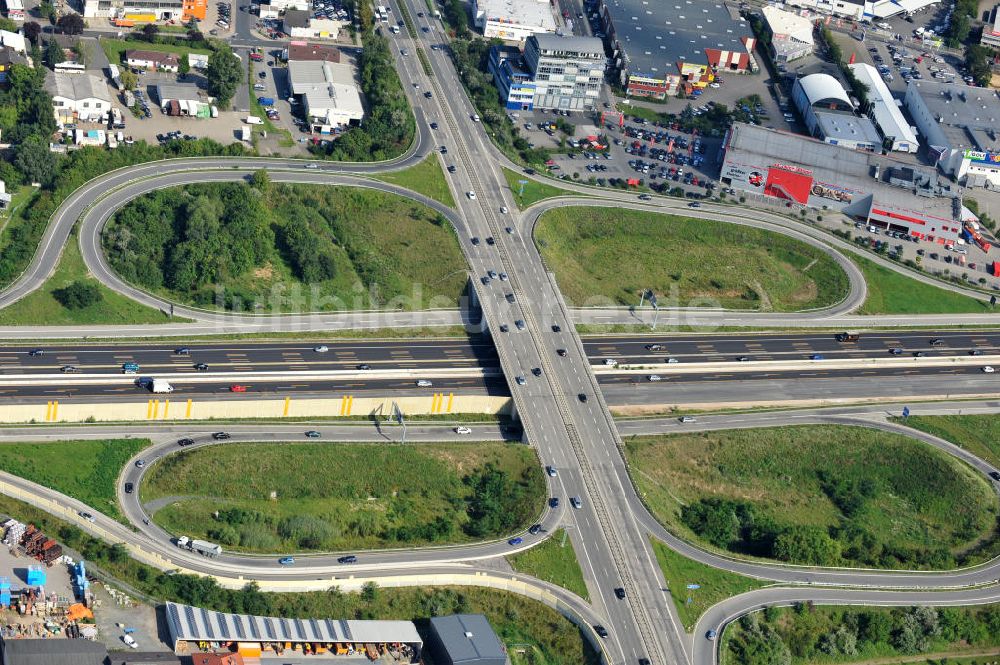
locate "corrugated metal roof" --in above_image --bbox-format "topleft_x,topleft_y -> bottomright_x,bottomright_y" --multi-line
848,63 -> 918,145
165,602 -> 421,646
429,614 -> 506,664
797,73 -> 850,106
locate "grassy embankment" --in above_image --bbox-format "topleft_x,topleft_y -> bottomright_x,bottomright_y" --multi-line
626,425 -> 999,570
143,441 -> 545,552
852,254 -> 988,315
0,229 -> 180,325
892,414 -> 1000,469
502,167 -> 574,208
0,439 -> 147,521
536,206 -> 850,312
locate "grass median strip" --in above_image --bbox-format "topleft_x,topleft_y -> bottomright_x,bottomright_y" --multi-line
853,254 -> 987,314
142,441 -> 545,552
372,155 -> 456,208
626,425 -> 999,570
0,438 -> 148,522
537,206 -> 849,311
507,528 -> 590,601
502,167 -> 574,208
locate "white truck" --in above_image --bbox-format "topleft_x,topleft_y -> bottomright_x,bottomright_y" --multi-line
150,378 -> 174,394
245,116 -> 264,125
176,536 -> 222,557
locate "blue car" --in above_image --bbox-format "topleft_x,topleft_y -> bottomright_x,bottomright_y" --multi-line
809,354 -> 824,360
508,537 -> 523,546
278,557 -> 295,566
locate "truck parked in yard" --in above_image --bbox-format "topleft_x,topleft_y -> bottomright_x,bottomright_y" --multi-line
257,97 -> 275,106
176,536 -> 222,557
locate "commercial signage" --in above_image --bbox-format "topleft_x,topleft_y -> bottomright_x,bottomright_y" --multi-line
721,162 -> 766,188
963,150 -> 1000,166
811,181 -> 854,203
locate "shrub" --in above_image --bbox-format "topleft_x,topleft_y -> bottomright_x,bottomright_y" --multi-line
52,281 -> 102,309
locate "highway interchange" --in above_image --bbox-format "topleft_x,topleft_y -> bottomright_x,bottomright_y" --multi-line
3,2 -> 1000,664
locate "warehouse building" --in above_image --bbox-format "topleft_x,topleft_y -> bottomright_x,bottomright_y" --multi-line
848,63 -> 918,153
45,72 -> 112,126
600,0 -> 756,99
471,0 -> 556,42
720,123 -> 964,244
425,614 -> 507,665
165,602 -> 422,661
982,4 -> 1000,48
83,0 -> 205,20
288,59 -> 364,131
0,637 -> 108,665
761,6 -> 814,63
791,73 -> 880,151
904,79 -> 1000,188
783,0 -> 940,20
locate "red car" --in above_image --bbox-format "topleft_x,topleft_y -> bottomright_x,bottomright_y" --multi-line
230,385 -> 247,393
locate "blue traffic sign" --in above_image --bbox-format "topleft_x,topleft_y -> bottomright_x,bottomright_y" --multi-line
686,584 -> 701,590
902,406 -> 910,418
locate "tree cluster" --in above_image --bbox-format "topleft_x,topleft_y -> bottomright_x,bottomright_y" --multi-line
206,45 -> 244,108
52,281 -> 103,309
463,464 -> 536,538
945,0 -> 978,48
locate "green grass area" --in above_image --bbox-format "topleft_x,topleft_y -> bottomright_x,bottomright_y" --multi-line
537,206 -> 850,311
103,183 -> 467,313
626,425 -> 999,570
247,68 -> 295,147
0,229 -> 185,326
502,167 -> 574,208
142,441 -> 544,552
722,604 -> 1000,665
853,254 -> 988,314
0,493 -> 598,665
0,326 -> 476,344
893,415 -> 1000,469
373,155 -> 457,208
507,529 -> 590,601
650,538 -> 762,632
99,38 -> 212,66
0,439 -> 147,521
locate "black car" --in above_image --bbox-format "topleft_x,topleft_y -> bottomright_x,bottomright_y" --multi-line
424,91 -> 432,98
889,347 -> 903,355
194,363 -> 209,370
578,393 -> 588,402
471,236 -> 480,245
447,165 -> 457,173
124,482 -> 134,494
614,587 -> 626,599
430,122 -> 438,129
735,356 -> 750,362
913,351 -> 926,357
177,438 -> 195,446
60,365 -> 79,373
989,471 -> 1000,481
531,367 -> 542,376
552,324 -> 561,332
338,555 -> 358,564
594,625 -> 609,639
439,145 -> 448,154
212,432 -> 231,440
929,338 -> 945,346
499,324 -> 509,332
28,349 -> 43,356
528,524 -> 542,535
174,347 -> 190,355
357,363 -> 371,370
486,237 -> 495,245
970,349 -> 984,356
557,348 -> 567,356
549,497 -> 560,508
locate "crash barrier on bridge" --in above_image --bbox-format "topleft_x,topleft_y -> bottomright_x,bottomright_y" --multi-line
0,474 -> 606,662
9,395 -> 513,423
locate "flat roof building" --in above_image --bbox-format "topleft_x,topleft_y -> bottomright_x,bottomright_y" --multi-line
165,602 -> 421,661
471,0 -> 557,42
425,614 -> 507,665
792,73 -> 879,150
287,59 -> 364,130
761,6 -> 814,63
904,79 -> 1000,188
489,44 -> 536,110
848,62 -> 918,153
982,4 -> 1000,48
45,72 -> 112,125
0,637 -> 108,665
600,0 -> 756,98
524,34 -> 605,111
720,123 -> 963,245
286,41 -> 341,62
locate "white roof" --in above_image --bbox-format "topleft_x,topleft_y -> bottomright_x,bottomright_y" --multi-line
849,63 -> 918,145
45,73 -> 110,103
798,73 -> 851,106
762,6 -> 814,44
289,59 -> 363,122
476,0 -> 556,30
0,30 -> 26,54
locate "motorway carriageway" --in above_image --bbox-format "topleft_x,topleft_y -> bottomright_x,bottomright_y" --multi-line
3,329 -> 1000,375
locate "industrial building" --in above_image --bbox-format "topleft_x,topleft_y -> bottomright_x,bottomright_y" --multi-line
164,602 -> 422,661
982,4 -> 1000,48
904,79 -> 1000,188
761,6 -> 814,63
285,41 -> 341,63
490,33 -> 605,111
600,0 -> 756,99
288,59 -> 364,131
792,73 -> 880,151
783,0 -> 940,20
471,0 -> 557,42
45,72 -> 112,126
83,0 -> 206,21
848,63 -> 918,153
425,614 -> 507,665
720,123 -> 966,244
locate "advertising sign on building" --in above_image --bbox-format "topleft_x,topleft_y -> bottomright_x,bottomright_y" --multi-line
721,162 -> 767,188
963,150 -> 1000,166
811,181 -> 855,203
